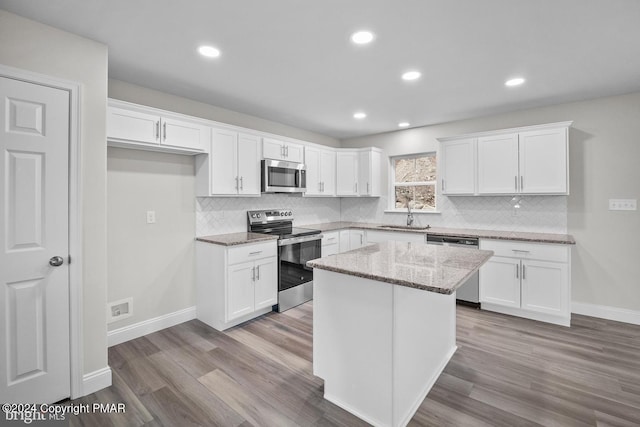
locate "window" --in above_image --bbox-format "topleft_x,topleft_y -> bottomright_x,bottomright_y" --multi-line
391,153 -> 437,211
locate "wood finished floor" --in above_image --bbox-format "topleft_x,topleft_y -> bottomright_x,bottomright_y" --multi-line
69,304 -> 640,426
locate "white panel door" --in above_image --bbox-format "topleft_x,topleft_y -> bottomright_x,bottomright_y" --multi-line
304,147 -> 322,195
210,129 -> 238,195
321,149 -> 336,196
237,133 -> 261,195
519,128 -> 568,194
161,117 -> 207,151
350,230 -> 365,250
336,152 -> 358,196
521,260 -> 568,315
479,257 -> 521,308
284,142 -> 304,163
0,77 -> 70,403
254,257 -> 277,310
477,133 -> 519,194
262,138 -> 285,160
441,138 -> 476,194
107,107 -> 159,144
358,150 -> 371,195
227,262 -> 255,321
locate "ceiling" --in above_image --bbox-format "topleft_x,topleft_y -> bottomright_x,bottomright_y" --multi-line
2,0 -> 640,139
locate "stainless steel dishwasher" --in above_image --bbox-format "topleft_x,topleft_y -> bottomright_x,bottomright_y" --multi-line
426,234 -> 480,306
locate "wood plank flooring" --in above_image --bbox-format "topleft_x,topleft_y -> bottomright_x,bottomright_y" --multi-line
68,304 -> 640,426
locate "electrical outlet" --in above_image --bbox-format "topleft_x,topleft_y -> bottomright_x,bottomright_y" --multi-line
609,199 -> 637,211
107,297 -> 133,323
146,210 -> 156,223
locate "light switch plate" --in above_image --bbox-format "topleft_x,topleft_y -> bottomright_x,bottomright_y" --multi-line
609,199 -> 637,211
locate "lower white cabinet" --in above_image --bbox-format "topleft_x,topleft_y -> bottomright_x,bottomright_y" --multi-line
321,231 -> 340,256
196,240 -> 277,330
479,239 -> 571,326
338,229 -> 366,252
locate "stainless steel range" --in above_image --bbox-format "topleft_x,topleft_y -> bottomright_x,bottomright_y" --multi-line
248,209 -> 322,312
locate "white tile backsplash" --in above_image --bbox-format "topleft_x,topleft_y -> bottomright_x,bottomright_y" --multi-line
197,194 -> 567,235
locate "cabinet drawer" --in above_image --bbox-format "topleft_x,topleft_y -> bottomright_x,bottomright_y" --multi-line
480,239 -> 569,263
322,231 -> 340,245
228,241 -> 277,265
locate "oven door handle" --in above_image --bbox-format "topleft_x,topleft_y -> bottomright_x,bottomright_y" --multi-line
278,234 -> 323,246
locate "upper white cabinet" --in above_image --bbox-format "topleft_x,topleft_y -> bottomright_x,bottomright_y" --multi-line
196,129 -> 260,196
305,146 -> 336,196
439,122 -> 571,196
107,100 -> 209,154
441,137 -> 477,195
262,137 -> 304,163
336,148 -> 382,197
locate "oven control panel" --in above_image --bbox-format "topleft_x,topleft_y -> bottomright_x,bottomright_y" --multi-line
247,209 -> 294,224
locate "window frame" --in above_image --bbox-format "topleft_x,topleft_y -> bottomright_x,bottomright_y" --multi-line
387,152 -> 438,213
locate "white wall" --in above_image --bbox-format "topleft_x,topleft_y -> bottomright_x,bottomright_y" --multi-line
0,10 -> 108,374
342,92 -> 640,313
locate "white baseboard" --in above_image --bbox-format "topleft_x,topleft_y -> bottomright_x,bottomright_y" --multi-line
82,367 -> 112,396
107,306 -> 197,347
572,302 -> 640,326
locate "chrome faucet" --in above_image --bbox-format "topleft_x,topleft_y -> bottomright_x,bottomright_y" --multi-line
406,201 -> 414,227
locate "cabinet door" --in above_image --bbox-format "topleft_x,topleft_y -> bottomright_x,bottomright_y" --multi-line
442,138 -> 476,194
521,260 -> 568,316
254,257 -> 277,310
339,230 -> 350,253
161,117 -> 207,151
358,150 -> 371,195
284,142 -> 304,163
350,230 -> 365,250
477,133 -> 519,194
210,129 -> 238,195
237,133 -> 261,195
322,232 -> 340,256
304,147 -> 322,195
262,138 -> 285,160
519,128 -> 568,194
227,262 -> 255,321
369,150 -> 381,197
336,152 -> 359,196
107,107 -> 159,144
320,149 -> 336,196
479,257 -> 521,308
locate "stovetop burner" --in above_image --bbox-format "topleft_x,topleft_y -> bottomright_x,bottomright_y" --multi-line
247,209 -> 321,239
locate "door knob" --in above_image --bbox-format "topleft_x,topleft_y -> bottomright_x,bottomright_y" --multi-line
49,256 -> 64,267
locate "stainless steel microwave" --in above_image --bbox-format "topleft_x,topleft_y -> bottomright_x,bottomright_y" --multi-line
261,159 -> 307,193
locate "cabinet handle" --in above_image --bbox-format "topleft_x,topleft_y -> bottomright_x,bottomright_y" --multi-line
240,176 -> 243,190
163,122 -> 167,141
522,264 -> 526,280
327,237 -> 336,241
515,176 -> 518,192
512,249 -> 530,253
256,265 -> 260,280
355,182 -> 358,193
322,182 -> 324,192
520,176 -> 524,191
285,146 -> 289,157
249,251 -> 262,255
235,176 -> 239,190
155,121 -> 160,140
360,234 -> 363,244
442,178 -> 445,192
252,266 -> 256,281
367,182 -> 370,193
516,264 -> 519,279
281,145 -> 285,157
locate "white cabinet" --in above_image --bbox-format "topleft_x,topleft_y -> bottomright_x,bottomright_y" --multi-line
262,137 -> 304,163
441,137 -> 477,195
196,240 -> 277,331
321,231 -> 340,256
338,229 -> 366,252
196,129 -> 260,196
336,148 -> 382,197
305,146 -> 336,196
107,100 -> 208,154
477,125 -> 569,195
479,239 -> 571,326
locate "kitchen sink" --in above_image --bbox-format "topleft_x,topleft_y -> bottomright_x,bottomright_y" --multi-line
379,225 -> 431,230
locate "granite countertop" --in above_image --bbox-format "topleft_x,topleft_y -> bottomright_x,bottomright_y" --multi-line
196,232 -> 278,246
307,241 -> 494,295
302,221 -> 576,245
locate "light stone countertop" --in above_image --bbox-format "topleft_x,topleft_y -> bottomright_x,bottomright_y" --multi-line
196,232 -> 278,246
307,241 -> 494,295
303,221 -> 576,245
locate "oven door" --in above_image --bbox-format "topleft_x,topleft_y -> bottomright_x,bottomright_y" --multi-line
278,235 -> 321,292
262,159 -> 306,193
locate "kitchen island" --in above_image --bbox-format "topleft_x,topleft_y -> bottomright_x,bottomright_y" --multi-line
307,241 -> 493,427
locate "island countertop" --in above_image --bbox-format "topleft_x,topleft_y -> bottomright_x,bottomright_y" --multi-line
306,241 -> 493,295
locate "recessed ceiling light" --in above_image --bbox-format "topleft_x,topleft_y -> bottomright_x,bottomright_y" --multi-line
353,112 -> 367,119
398,122 -> 410,128
351,31 -> 374,45
402,71 -> 421,81
198,45 -> 221,58
505,77 -> 525,87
